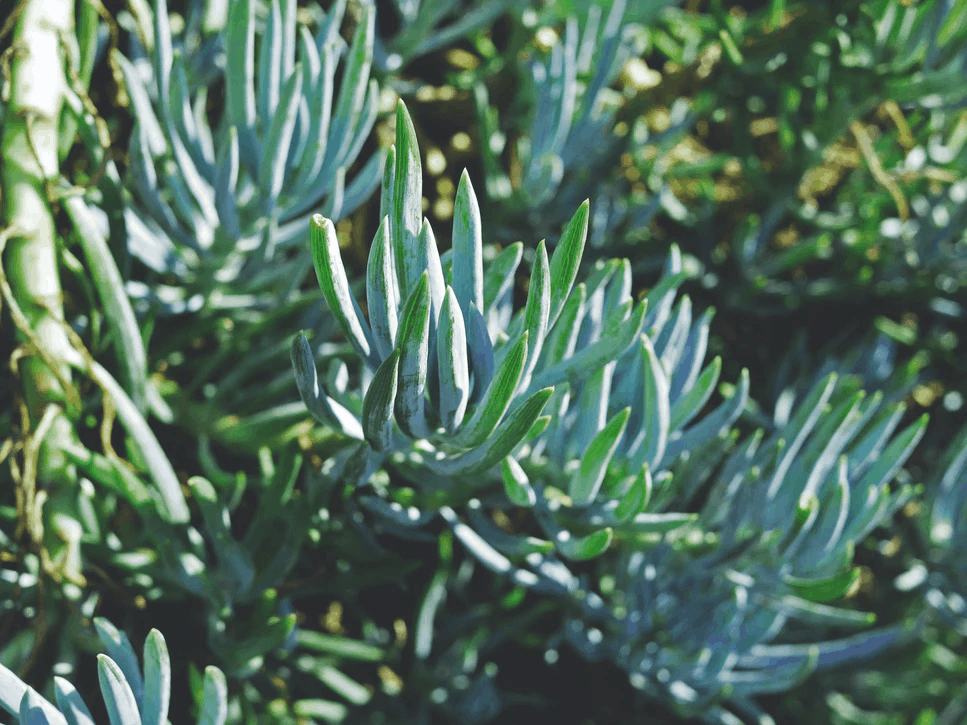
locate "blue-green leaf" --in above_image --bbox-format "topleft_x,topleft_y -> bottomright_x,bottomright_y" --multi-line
483,242 -> 522,312
452,170 -> 484,321
432,387 -> 554,475
310,214 -> 373,361
669,355 -> 721,432
379,145 -> 396,224
290,332 -> 364,439
395,273 -> 432,438
366,217 -> 399,359
20,687 -> 60,725
570,407 -> 630,506
529,299 -> 646,393
196,667 -> 228,725
225,0 -> 257,163
214,126 -> 240,239
541,282 -> 585,368
362,350 -> 400,451
94,619 -> 143,709
614,464 -> 652,523
438,287 -> 470,433
392,101 -> 423,303
453,332 -> 528,449
547,201 -> 589,329
53,679 -> 94,725
520,240 -> 550,388
141,631 -> 170,725
466,301 -> 496,405
98,655 -> 142,725
557,527 -> 613,561
258,68 -> 303,211
502,456 -> 536,507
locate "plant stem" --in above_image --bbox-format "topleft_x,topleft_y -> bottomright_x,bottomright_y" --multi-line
1,0 -> 78,487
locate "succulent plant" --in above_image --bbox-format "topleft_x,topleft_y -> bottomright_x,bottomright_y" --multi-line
119,0 -> 383,316
291,99 -> 639,492
0,618 -> 227,725
475,0 -> 662,245
373,0 -> 515,72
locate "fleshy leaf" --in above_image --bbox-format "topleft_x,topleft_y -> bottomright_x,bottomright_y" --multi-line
570,407 -> 631,507
438,287 -> 470,433
362,350 -> 400,451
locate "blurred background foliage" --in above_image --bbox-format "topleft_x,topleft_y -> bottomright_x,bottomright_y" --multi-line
1,0 -> 966,724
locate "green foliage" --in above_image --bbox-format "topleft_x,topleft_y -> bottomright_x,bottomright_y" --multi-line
4,0 -> 967,724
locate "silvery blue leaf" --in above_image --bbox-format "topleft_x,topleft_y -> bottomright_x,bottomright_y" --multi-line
625,334 -> 670,471
437,286 -> 470,433
431,387 -> 554,475
520,240 -> 550,389
660,368 -> 750,469
547,200 -> 589,329
570,407 -> 630,506
392,101 -> 424,303
466,301 -> 495,407
668,356 -> 721,432
654,295 -> 692,374
281,0 -> 297,79
153,0 -> 174,117
844,413 -> 927,543
324,5 -> 374,176
528,300 -> 645,394
258,68 -> 303,212
53,678 -> 95,725
765,373 -> 839,501
540,282 -> 585,369
395,273 -> 432,438
669,307 -> 714,404
340,79 -> 380,175
309,215 -> 375,362
258,0 -> 283,123
196,667 -> 228,725
341,148 -> 385,218
169,52 -> 213,178
644,244 -> 684,334
114,54 -> 166,156
452,332 -> 528,449
290,332 -> 364,439
366,217 -> 400,359
362,350 -> 400,451
140,631 -> 170,725
452,170 -> 485,321
225,0 -> 258,169
98,655 -> 142,725
213,126 -> 241,239
19,687 -> 61,725
94,619 -> 144,710
847,401 -> 906,480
